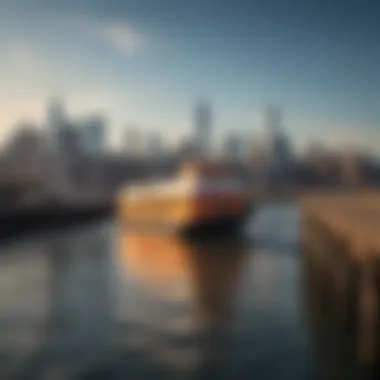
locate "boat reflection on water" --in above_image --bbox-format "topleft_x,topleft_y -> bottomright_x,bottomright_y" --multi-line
118,231 -> 249,378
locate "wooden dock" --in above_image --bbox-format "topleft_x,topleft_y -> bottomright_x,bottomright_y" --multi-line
301,190 -> 380,377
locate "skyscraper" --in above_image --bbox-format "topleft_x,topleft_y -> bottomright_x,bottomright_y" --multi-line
262,104 -> 282,137
4,123 -> 43,182
146,132 -> 164,158
124,127 -> 144,157
82,114 -> 106,155
47,98 -> 66,129
222,133 -> 242,162
261,105 -> 293,186
45,98 -> 80,197
194,101 -> 212,158
46,97 -> 68,151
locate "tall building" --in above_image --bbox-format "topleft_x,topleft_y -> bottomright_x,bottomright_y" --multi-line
47,97 -> 66,128
249,138 -> 269,187
82,114 -> 106,155
194,101 -> 212,158
124,127 -> 144,157
60,126 -> 82,158
46,97 -> 68,151
1,123 -> 51,205
4,123 -> 43,180
222,133 -> 242,162
262,104 -> 282,137
146,132 -> 163,158
261,105 -> 293,186
46,98 -> 92,198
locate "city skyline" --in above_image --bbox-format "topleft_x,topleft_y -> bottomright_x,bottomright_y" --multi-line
1,1 -> 380,154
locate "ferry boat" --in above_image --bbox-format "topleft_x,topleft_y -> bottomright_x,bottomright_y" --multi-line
118,162 -> 252,235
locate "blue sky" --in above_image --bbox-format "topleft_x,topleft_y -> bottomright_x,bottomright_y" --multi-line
1,0 -> 380,152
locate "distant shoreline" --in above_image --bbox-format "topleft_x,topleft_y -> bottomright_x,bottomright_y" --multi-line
0,201 -> 114,241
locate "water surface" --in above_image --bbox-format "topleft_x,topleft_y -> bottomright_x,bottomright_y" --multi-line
0,204 -> 322,379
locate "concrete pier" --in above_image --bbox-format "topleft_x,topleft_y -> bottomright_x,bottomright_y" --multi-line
301,191 -> 380,377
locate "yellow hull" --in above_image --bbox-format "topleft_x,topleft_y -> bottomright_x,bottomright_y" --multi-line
118,162 -> 252,233
118,193 -> 250,232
